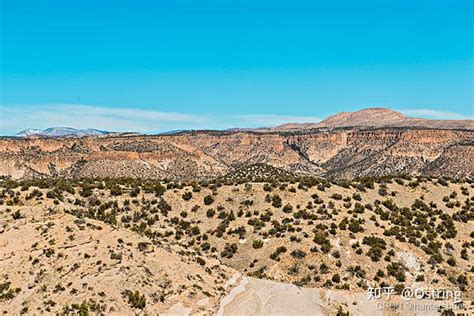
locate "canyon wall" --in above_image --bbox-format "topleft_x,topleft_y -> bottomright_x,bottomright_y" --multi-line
0,128 -> 472,180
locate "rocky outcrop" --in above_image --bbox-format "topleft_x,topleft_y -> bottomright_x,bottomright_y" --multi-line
0,127 -> 472,180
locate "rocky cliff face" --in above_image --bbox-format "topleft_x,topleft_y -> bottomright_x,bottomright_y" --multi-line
0,127 -> 472,180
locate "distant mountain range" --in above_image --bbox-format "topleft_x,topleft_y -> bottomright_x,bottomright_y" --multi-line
271,108 -> 473,131
155,129 -> 188,135
12,108 -> 474,139
14,127 -> 111,138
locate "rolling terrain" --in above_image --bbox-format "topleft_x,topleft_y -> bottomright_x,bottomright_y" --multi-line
0,176 -> 472,314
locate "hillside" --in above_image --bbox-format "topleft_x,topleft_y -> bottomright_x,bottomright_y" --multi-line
273,108 -> 473,131
0,176 -> 472,314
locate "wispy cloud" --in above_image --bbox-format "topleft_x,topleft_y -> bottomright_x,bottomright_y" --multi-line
1,103 -> 207,134
0,103 -> 321,135
399,108 -> 473,120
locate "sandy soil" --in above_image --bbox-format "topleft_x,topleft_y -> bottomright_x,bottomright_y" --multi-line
217,277 -> 468,316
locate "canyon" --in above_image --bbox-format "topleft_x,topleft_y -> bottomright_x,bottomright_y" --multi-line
0,127 -> 472,181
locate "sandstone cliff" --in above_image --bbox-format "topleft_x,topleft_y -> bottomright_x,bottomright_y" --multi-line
0,127 -> 472,180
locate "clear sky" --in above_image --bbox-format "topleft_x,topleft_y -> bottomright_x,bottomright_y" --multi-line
0,0 -> 473,134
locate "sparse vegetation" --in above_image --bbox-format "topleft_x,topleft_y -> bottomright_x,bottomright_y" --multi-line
0,175 -> 472,314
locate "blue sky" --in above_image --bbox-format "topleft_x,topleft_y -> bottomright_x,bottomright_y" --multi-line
0,0 -> 472,134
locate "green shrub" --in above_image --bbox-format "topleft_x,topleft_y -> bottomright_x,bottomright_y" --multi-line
182,191 -> 192,201
252,239 -> 264,249
123,290 -> 146,309
204,195 -> 214,205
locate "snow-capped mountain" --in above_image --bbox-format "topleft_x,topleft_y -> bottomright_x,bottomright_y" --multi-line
14,129 -> 44,137
15,127 -> 110,138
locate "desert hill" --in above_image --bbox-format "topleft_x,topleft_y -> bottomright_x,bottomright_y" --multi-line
273,108 -> 473,131
0,176 -> 472,314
